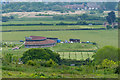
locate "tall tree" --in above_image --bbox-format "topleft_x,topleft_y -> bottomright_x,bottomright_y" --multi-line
106,11 -> 116,25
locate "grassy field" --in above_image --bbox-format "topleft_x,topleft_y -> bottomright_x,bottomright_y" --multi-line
2,29 -> 118,48
2,25 -> 104,31
2,65 -> 118,78
2,20 -> 77,25
50,43 -> 97,52
2,10 -> 119,78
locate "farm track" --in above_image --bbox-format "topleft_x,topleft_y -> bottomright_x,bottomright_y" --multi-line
1,28 -> 105,32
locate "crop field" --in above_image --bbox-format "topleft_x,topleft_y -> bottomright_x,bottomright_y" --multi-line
58,52 -> 95,60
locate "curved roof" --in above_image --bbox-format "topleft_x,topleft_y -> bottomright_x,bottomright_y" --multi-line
26,36 -> 47,41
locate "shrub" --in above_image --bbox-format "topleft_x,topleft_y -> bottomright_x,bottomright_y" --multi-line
27,60 -> 36,66
75,67 -> 82,71
114,26 -> 118,29
93,46 -> 118,64
115,66 -> 120,74
30,73 -> 45,78
45,59 -> 57,67
7,72 -> 12,76
3,53 -> 13,64
101,59 -> 118,68
44,48 -> 61,63
21,48 -> 61,63
56,75 -> 62,78
106,25 -> 112,29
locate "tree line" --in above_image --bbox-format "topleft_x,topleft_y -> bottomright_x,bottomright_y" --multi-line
2,2 -> 118,13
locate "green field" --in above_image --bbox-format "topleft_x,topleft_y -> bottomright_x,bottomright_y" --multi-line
2,14 -> 118,78
2,29 -> 118,48
2,25 -> 104,31
51,43 -> 97,52
58,52 -> 94,60
2,20 -> 77,25
2,42 -> 97,60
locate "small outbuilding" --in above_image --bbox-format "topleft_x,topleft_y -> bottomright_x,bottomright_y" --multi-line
69,39 -> 80,43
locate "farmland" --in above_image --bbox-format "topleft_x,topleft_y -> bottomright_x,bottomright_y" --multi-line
2,19 -> 118,78
1,2 -> 119,78
2,29 -> 118,48
2,25 -> 104,31
2,48 -> 95,60
2,2 -> 120,79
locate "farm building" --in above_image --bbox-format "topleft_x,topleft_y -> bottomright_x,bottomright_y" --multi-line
69,39 -> 80,43
25,36 -> 57,48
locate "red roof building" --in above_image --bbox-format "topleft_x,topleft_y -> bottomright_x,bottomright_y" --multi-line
25,36 -> 56,48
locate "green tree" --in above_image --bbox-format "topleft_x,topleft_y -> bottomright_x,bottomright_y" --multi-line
44,49 -> 61,63
21,48 -> 61,63
21,48 -> 50,63
106,11 -> 116,25
93,46 -> 118,64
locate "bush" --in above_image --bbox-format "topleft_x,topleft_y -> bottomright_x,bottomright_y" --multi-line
106,25 -> 112,29
3,53 -> 13,64
45,59 -> 57,67
7,72 -> 12,76
93,46 -> 118,64
21,48 -> 61,63
101,59 -> 118,68
75,67 -> 82,71
30,73 -> 46,78
27,60 -> 36,66
115,66 -> 120,74
114,26 -> 118,29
